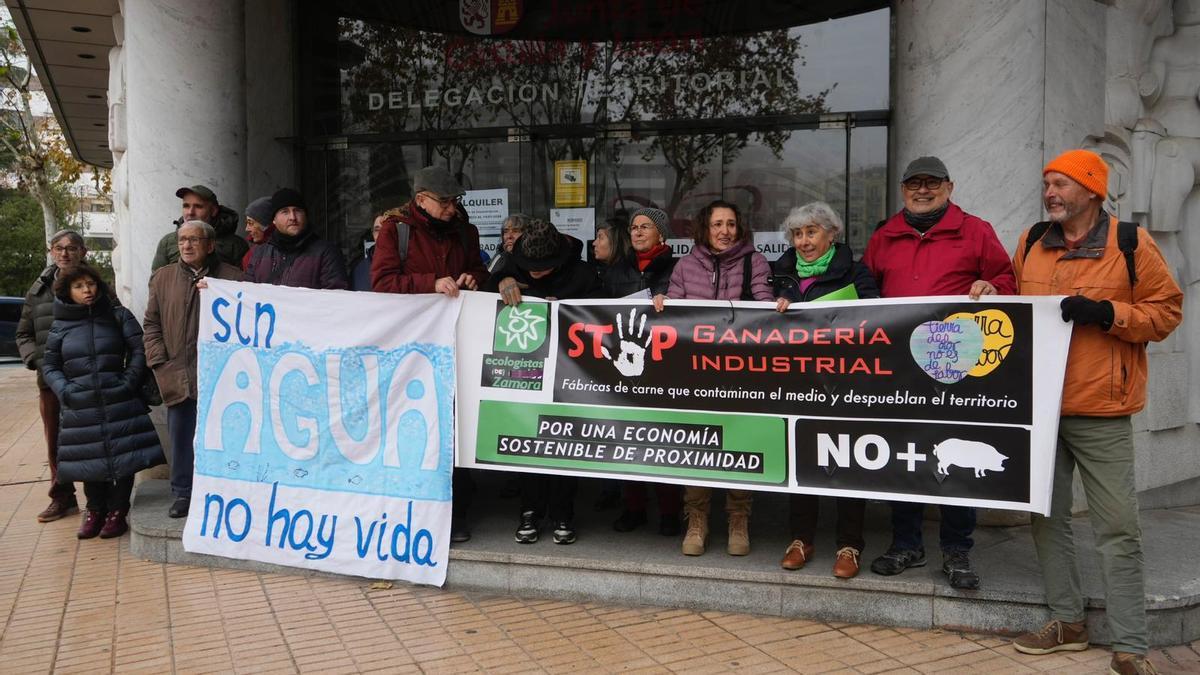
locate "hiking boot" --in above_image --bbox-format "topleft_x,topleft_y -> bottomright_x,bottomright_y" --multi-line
1109,652 -> 1159,675
1012,619 -> 1089,655
869,547 -> 926,576
99,509 -> 128,539
833,547 -> 861,579
552,521 -> 577,545
780,539 -> 814,570
942,550 -> 980,589
658,514 -> 680,537
168,497 -> 189,518
612,510 -> 647,532
515,511 -> 539,544
681,514 -> 708,556
37,499 -> 78,523
77,510 -> 104,539
727,513 -> 750,556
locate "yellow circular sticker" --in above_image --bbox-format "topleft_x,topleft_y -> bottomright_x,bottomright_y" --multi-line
943,309 -> 1014,377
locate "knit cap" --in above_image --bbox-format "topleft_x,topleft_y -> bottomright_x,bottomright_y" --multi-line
245,196 -> 274,226
270,188 -> 306,216
510,218 -> 571,272
1043,150 -> 1108,198
630,207 -> 671,242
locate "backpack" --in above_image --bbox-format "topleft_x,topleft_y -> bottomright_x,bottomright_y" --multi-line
392,217 -> 472,271
1022,220 -> 1139,287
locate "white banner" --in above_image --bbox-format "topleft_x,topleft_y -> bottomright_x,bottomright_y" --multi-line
183,280 -> 460,586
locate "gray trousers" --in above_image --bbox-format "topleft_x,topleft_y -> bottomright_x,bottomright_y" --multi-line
1030,415 -> 1146,655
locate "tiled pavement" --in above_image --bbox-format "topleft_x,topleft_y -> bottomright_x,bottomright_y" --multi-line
1,367 -> 1197,674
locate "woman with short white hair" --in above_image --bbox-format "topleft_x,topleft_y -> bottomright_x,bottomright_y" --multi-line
772,201 -> 878,578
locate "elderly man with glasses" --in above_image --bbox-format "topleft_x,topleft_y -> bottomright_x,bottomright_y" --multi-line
16,231 -> 107,522
861,156 -> 1016,589
371,165 -> 487,298
143,220 -> 243,518
370,166 -> 488,543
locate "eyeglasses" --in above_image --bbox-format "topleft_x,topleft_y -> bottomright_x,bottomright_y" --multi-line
902,177 -> 947,191
178,235 -> 210,245
420,192 -> 462,207
630,223 -> 657,232
51,245 -> 82,254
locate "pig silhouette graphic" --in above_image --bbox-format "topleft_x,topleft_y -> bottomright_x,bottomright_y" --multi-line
932,438 -> 1008,478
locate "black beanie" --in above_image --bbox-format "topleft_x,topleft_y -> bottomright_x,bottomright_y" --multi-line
271,188 -> 306,217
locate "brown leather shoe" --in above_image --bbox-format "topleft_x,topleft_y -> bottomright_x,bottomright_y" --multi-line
832,547 -> 860,578
780,539 -> 814,570
1012,619 -> 1089,655
1109,652 -> 1159,675
37,500 -> 79,523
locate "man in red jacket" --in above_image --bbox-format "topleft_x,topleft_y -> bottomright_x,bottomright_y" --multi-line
862,156 -> 1016,590
371,166 -> 488,543
371,166 -> 487,296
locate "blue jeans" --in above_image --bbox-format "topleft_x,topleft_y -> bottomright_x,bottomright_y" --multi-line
889,502 -> 975,553
168,399 -> 197,499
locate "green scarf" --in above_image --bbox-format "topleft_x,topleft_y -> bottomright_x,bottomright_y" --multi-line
795,246 -> 836,278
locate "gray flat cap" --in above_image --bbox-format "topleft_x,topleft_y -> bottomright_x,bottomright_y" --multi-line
413,166 -> 465,199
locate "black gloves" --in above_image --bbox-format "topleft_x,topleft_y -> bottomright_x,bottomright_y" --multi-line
1060,295 -> 1114,329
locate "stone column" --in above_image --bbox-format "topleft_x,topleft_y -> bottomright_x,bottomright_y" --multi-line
890,0 -> 1106,248
119,0 -> 247,318
245,0 -> 295,199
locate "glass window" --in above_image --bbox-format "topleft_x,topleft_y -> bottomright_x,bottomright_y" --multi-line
298,5 -> 891,262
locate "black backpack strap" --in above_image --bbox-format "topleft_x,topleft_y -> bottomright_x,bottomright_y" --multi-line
1023,221 -> 1052,261
740,253 -> 754,301
1116,221 -> 1139,287
395,219 -> 410,271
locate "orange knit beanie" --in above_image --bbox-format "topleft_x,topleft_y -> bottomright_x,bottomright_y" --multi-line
1043,150 -> 1108,198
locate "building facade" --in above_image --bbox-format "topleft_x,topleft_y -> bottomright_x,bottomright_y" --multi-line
8,0 -> 1198,509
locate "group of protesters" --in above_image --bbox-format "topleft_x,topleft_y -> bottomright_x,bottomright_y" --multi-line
14,149 -> 1182,674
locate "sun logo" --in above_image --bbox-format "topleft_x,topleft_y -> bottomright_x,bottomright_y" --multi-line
496,305 -> 547,353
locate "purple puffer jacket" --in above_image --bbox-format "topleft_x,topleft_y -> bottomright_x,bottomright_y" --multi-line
666,238 -> 773,301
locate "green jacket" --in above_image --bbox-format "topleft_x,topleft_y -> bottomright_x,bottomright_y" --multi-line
151,205 -> 249,272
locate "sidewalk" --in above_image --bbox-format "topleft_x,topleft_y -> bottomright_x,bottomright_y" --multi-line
1,366 -> 1197,674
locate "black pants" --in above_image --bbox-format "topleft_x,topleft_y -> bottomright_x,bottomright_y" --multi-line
520,475 -> 577,523
789,494 -> 866,551
452,467 -> 475,520
83,476 -> 135,513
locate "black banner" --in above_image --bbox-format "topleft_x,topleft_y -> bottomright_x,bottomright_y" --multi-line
553,302 -> 1032,425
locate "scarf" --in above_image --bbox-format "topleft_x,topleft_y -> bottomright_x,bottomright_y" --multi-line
636,244 -> 669,272
902,203 -> 949,233
270,228 -> 311,253
415,204 -> 457,238
795,246 -> 836,279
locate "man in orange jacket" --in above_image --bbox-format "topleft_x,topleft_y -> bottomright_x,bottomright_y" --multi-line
1011,150 -> 1182,675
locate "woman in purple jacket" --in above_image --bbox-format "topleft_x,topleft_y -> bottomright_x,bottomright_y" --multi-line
652,199 -> 773,558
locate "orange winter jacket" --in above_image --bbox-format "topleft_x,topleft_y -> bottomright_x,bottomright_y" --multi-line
1014,214 -> 1182,417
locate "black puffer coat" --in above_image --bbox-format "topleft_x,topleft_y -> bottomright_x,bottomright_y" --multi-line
17,265 -> 121,388
771,243 -> 880,302
601,250 -> 677,298
42,294 -> 165,483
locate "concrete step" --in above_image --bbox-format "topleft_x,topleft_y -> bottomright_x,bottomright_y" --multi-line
129,478 -> 1200,647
